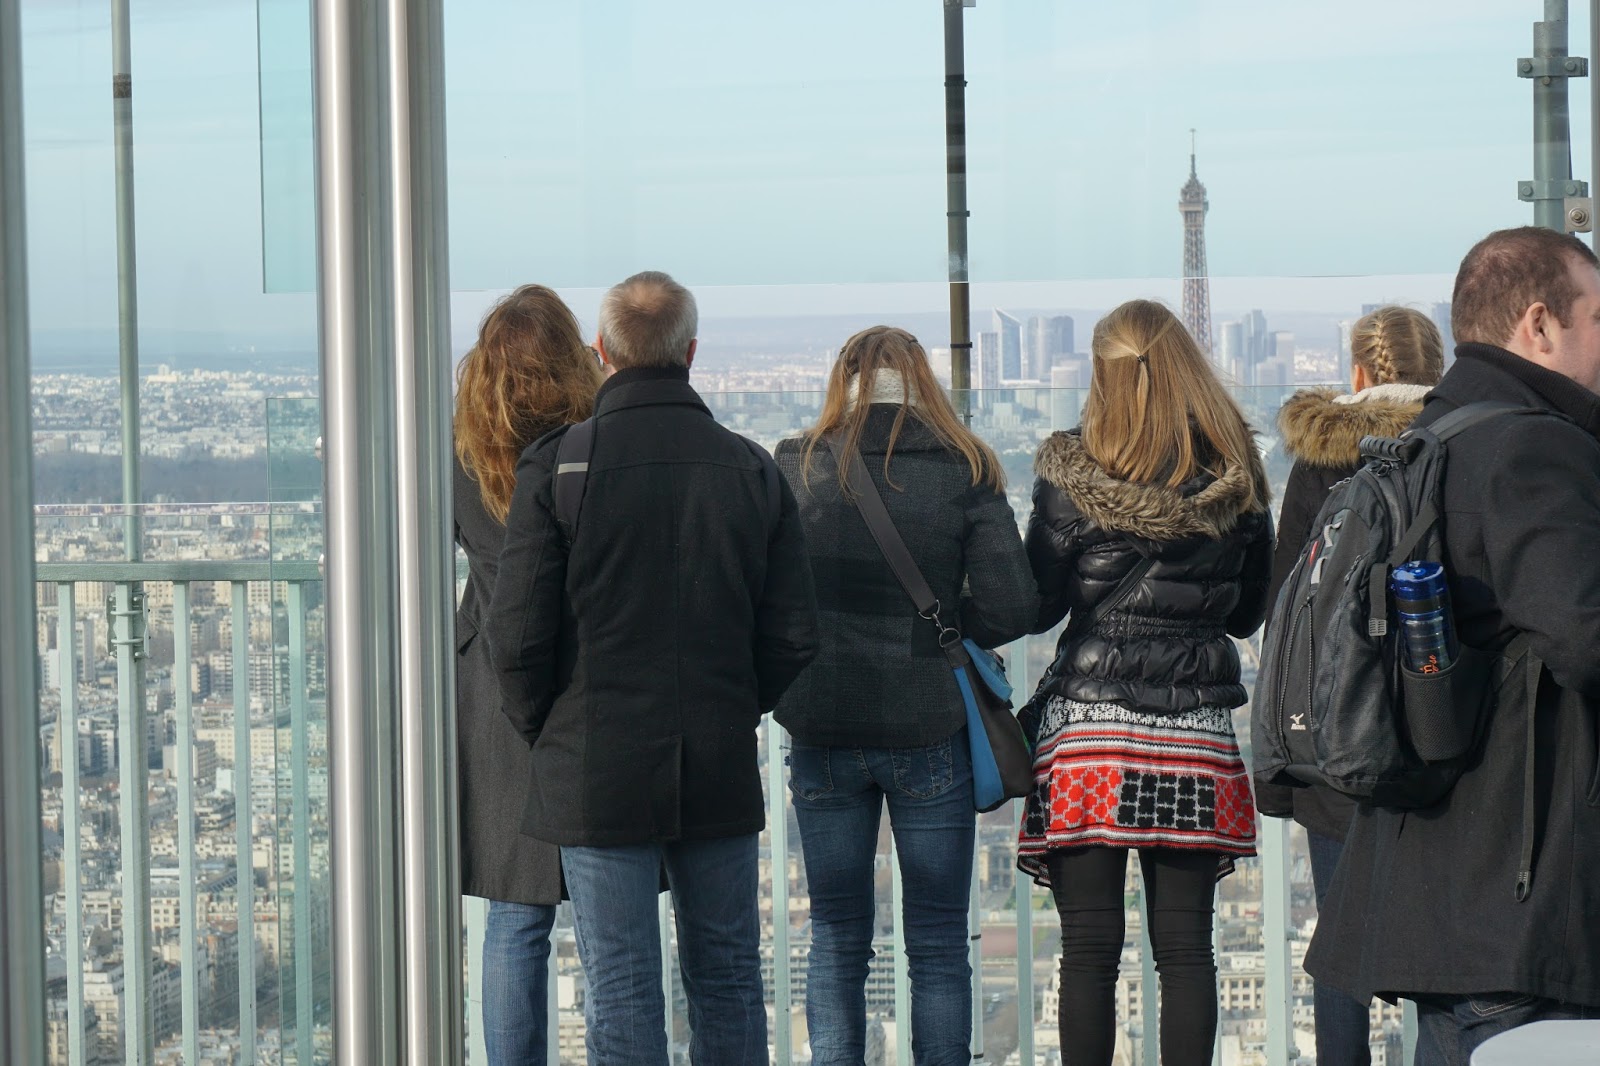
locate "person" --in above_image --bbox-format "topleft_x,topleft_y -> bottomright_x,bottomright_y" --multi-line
1259,305 -> 1445,1066
1016,299 -> 1274,1066
1306,227 -> 1600,1066
453,284 -> 602,1065
487,270 -> 820,1066
773,326 -> 1037,1065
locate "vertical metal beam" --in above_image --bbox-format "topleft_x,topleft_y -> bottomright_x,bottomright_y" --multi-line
110,0 -> 141,561
313,0 -> 404,1055
0,4 -> 44,1028
766,718 -> 792,1062
660,894 -> 674,1050
60,588 -> 86,1066
1262,819 -> 1295,1066
942,0 -> 972,407
387,0 -> 462,1053
1591,0 -> 1600,251
969,858 -> 984,1061
463,896 -> 487,1066
546,912 -> 559,1066
231,581 -> 256,1060
1138,887 -> 1157,1066
114,578 -> 152,1066
287,582 -> 314,1066
1520,0 -> 1589,230
172,584 -> 199,1066
1013,797 -> 1034,1066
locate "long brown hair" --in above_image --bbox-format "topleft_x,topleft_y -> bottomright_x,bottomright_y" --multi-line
1081,300 -> 1265,506
1351,305 -> 1444,386
454,285 -> 604,523
798,325 -> 1004,494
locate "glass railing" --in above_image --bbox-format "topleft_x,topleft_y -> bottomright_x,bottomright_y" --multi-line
37,385 -> 1415,1065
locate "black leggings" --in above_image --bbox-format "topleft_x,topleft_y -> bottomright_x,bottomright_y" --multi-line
1047,847 -> 1218,1066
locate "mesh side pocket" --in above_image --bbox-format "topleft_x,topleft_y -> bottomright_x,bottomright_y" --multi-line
1401,643 -> 1492,764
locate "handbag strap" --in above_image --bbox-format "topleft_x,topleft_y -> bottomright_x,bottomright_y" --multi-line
826,438 -> 963,650
1068,554 -> 1155,639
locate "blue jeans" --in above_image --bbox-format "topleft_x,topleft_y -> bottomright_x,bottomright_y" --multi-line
482,900 -> 557,1066
560,834 -> 765,1066
1307,831 -> 1372,1066
789,734 -> 975,1066
1415,993 -> 1600,1066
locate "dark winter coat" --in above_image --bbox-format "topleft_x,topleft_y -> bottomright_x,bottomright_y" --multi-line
1025,429 -> 1274,718
1306,343 -> 1600,1007
454,451 -> 564,905
771,406 -> 1038,749
487,366 -> 820,847
1260,385 -> 1429,843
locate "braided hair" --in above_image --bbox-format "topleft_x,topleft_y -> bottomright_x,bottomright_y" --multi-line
1350,306 -> 1445,387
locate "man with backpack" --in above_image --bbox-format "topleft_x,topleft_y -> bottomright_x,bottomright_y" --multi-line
1299,227 -> 1600,1064
487,270 -> 820,1065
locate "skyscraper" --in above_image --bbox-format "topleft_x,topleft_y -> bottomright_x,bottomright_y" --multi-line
974,331 -> 1001,391
994,310 -> 1022,381
1431,301 -> 1455,367
1179,134 -> 1214,356
1029,314 -> 1075,383
1218,321 -> 1245,382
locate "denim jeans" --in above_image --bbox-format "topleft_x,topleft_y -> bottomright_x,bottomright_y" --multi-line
1415,993 -> 1600,1066
789,734 -> 975,1066
1307,830 -> 1372,1066
560,834 -> 765,1066
482,900 -> 557,1066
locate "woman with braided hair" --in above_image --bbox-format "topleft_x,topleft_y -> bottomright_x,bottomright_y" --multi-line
1258,303 -> 1444,1066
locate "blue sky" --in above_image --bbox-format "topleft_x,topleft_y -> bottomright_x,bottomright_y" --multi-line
17,0 -> 1588,350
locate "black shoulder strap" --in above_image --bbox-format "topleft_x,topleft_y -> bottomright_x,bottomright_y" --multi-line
827,438 -> 942,619
1426,401 -> 1547,443
1069,554 -> 1155,639
553,418 -> 596,537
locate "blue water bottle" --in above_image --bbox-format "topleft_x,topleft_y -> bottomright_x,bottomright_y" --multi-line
1390,561 -> 1458,674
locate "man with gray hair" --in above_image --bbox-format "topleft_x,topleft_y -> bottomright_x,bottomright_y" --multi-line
489,270 -> 819,1064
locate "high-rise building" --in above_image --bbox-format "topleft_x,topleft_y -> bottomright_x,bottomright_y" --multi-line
1431,301 -> 1455,367
1029,314 -> 1074,383
1218,321 -> 1245,382
1179,135 -> 1214,356
79,617 -> 96,684
1272,331 -> 1295,363
994,310 -> 1022,381
974,331 -> 1001,391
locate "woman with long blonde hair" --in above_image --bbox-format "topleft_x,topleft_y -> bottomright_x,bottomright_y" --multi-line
453,284 -> 602,1066
774,326 -> 1037,1064
1017,300 -> 1274,1066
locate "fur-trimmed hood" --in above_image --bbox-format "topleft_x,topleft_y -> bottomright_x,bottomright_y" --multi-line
1277,385 -> 1430,469
1034,430 -> 1268,542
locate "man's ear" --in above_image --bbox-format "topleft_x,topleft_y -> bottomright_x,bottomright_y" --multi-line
594,335 -> 613,367
685,338 -> 698,370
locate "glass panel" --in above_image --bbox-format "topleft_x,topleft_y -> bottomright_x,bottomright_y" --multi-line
257,0 -> 317,294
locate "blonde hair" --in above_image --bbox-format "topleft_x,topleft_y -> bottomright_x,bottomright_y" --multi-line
454,285 -> 604,523
1351,306 -> 1445,387
799,325 -> 1004,494
1081,299 -> 1265,506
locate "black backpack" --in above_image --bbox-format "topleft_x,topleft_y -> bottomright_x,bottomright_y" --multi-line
1253,401 -> 1552,810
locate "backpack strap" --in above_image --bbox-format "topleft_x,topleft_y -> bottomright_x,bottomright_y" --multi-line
1425,401 -> 1547,443
553,417 -> 597,538
1068,555 -> 1156,641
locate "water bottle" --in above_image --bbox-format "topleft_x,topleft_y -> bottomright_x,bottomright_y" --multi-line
1390,561 -> 1458,674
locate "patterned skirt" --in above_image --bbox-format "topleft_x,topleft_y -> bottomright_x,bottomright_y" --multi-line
1016,696 -> 1257,887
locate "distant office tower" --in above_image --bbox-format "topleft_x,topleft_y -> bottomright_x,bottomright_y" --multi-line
1272,331 -> 1295,364
994,310 -> 1023,381
1361,302 -> 1383,317
1218,321 -> 1245,381
1339,319 -> 1355,374
975,331 -> 1002,391
1030,315 -> 1074,383
1431,301 -> 1455,366
79,617 -> 96,684
1179,136 -> 1214,356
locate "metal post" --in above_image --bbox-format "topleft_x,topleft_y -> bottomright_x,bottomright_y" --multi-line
891,845 -> 910,1065
943,0 -> 973,410
313,0 -> 404,1056
60,588 -> 87,1066
660,894 -> 674,1050
113,578 -> 152,1066
766,718 -> 792,1061
1138,886 -> 1157,1066
173,584 -> 199,1066
231,581 -> 257,1060
0,9 -> 45,1027
1013,797 -> 1034,1066
288,582 -> 314,1066
111,0 -> 141,562
1519,0 -> 1590,230
387,0 -> 463,1054
1591,0 -> 1600,249
969,858 -> 984,1061
1262,819 -> 1296,1064
463,896 -> 487,1066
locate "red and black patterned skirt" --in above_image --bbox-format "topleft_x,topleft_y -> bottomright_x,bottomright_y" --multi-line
1016,696 -> 1257,886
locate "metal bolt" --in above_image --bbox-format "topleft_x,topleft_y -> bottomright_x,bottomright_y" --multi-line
1521,183 -> 1535,197
1521,59 -> 1535,73
1572,207 -> 1591,227
1568,59 -> 1580,73
1570,183 -> 1581,195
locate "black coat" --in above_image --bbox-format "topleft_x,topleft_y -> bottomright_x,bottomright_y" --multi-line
487,367 -> 820,847
454,452 -> 563,905
1306,344 -> 1600,1006
771,407 -> 1037,749
1260,386 -> 1428,843
1025,430 -> 1274,717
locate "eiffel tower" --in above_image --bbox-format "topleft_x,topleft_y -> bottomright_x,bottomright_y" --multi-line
1179,131 -> 1214,357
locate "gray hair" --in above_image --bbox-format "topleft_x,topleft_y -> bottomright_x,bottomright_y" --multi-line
597,271 -> 698,369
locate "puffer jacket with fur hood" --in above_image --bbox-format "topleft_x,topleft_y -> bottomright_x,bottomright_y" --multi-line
1260,383 -> 1429,840
1025,430 -> 1275,718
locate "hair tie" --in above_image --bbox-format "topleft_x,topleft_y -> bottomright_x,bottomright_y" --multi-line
1136,354 -> 1149,366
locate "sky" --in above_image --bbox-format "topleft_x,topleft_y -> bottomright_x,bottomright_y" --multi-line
16,0 -> 1590,357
